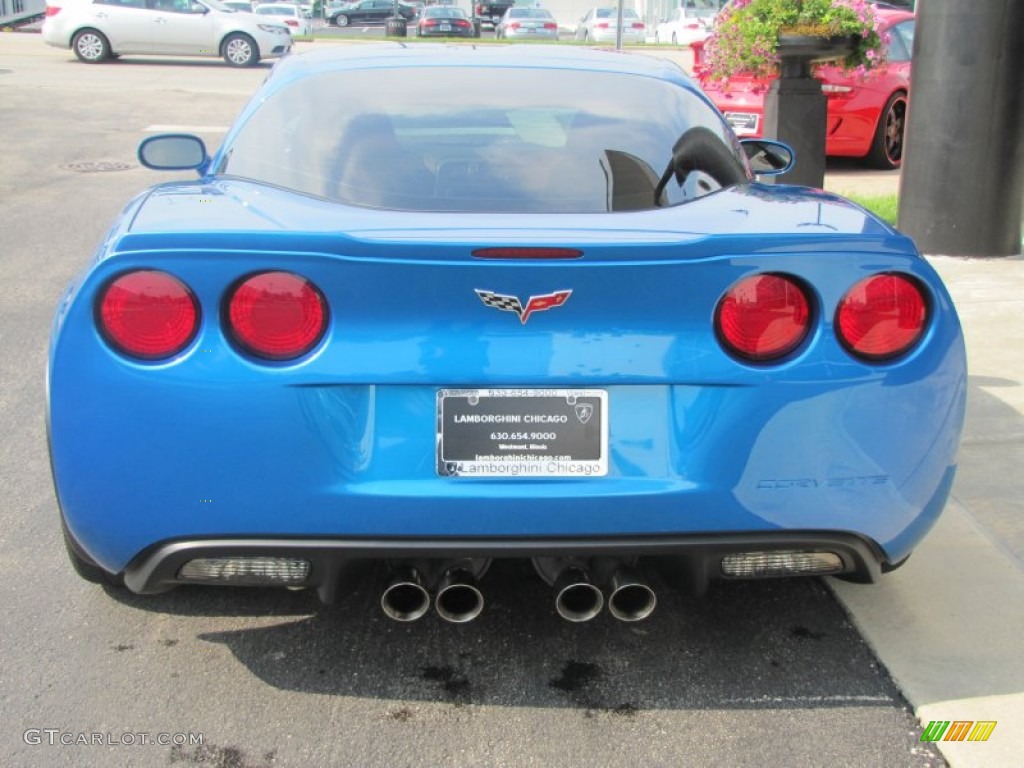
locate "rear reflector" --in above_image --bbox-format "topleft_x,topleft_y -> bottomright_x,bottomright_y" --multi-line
721,551 -> 843,578
836,273 -> 928,360
178,557 -> 310,585
98,270 -> 199,360
226,271 -> 327,360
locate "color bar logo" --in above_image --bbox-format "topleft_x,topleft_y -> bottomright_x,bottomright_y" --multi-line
920,720 -> 997,742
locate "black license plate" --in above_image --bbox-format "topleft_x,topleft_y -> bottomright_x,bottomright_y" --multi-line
437,389 -> 607,477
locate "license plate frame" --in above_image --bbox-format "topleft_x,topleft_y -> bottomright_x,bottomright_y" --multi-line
437,388 -> 608,478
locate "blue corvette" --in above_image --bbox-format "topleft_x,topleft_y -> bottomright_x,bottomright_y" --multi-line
48,44 -> 966,623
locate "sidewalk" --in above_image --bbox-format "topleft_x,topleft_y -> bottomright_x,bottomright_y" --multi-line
831,254 -> 1024,768
824,161 -> 901,198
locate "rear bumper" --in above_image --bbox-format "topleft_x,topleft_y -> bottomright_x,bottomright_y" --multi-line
586,30 -> 645,44
260,41 -> 293,59
505,31 -> 559,40
119,530 -> 890,600
51,376 -> 964,573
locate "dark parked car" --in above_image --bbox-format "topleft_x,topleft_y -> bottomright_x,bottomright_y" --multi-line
476,0 -> 513,26
415,4 -> 478,36
495,7 -> 559,40
328,0 -> 416,26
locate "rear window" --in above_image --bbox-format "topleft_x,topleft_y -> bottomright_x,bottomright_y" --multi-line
220,66 -> 744,212
423,6 -> 468,16
596,8 -> 639,18
509,9 -> 553,18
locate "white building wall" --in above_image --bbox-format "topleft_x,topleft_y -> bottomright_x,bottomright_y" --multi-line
1,0 -> 46,25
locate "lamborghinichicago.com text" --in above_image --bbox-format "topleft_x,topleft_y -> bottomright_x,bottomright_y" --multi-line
23,730 -> 203,747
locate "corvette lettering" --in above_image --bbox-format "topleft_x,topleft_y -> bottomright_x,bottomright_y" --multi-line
475,289 -> 572,324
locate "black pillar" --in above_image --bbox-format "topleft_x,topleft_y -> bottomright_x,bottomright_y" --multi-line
898,0 -> 1024,256
763,77 -> 826,187
763,52 -> 830,188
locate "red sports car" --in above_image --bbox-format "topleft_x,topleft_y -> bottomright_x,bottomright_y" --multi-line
696,6 -> 914,170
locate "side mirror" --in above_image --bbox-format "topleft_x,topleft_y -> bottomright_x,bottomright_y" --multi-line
741,139 -> 795,176
190,1 -> 209,12
138,134 -> 209,175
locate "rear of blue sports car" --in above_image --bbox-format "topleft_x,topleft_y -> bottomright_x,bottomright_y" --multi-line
47,45 -> 966,622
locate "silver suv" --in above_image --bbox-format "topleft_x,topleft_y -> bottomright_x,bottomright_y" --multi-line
42,0 -> 292,67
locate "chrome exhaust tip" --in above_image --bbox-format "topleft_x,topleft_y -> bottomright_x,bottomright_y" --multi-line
381,567 -> 431,622
607,567 -> 656,622
435,568 -> 484,624
554,568 -> 604,622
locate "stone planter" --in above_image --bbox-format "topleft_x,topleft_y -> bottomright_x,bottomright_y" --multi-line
763,35 -> 855,187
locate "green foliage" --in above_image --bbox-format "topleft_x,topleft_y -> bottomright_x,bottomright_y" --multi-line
846,192 -> 898,224
701,0 -> 885,81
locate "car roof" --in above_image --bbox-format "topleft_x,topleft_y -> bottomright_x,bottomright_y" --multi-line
267,43 -> 692,87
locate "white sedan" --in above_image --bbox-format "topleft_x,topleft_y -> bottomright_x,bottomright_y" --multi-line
654,1 -> 719,46
41,0 -> 292,66
255,2 -> 313,36
573,6 -> 645,45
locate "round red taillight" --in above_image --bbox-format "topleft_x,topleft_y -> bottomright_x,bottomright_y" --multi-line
98,270 -> 199,360
226,271 -> 327,360
836,273 -> 928,360
716,274 -> 812,362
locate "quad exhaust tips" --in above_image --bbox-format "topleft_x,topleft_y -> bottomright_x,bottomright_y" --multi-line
380,567 -> 431,622
381,560 -> 654,624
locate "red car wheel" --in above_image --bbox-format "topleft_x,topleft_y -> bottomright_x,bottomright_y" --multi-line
866,91 -> 908,170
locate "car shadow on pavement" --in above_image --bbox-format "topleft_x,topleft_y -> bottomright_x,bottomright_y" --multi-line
70,57 -> 276,69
